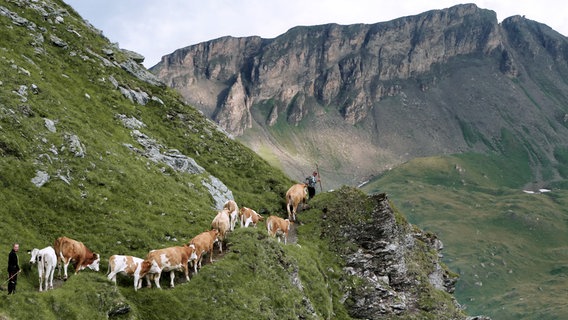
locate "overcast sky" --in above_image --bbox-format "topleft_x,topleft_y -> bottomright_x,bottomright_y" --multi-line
63,1 -> 568,68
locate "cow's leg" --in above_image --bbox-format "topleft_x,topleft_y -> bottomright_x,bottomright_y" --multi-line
184,265 -> 190,282
137,277 -> 144,290
63,259 -> 70,280
145,274 -> 152,288
198,256 -> 203,269
218,240 -> 223,254
42,264 -> 48,291
153,273 -> 162,289
48,266 -> 54,290
56,258 -> 62,279
73,260 -> 83,275
169,270 -> 175,288
133,274 -> 140,291
38,264 -> 44,292
42,269 -> 48,291
192,259 -> 198,274
107,271 -> 118,284
293,204 -> 298,222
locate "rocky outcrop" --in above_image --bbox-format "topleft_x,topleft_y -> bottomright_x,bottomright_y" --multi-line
119,117 -> 234,209
215,73 -> 253,135
314,188 -> 485,319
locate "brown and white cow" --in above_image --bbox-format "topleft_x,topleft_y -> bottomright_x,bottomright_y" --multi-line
143,244 -> 198,289
239,207 -> 264,228
211,209 -> 230,253
53,236 -> 100,280
28,246 -> 57,291
189,229 -> 219,274
286,183 -> 308,221
107,255 -> 161,291
223,199 -> 239,231
267,215 -> 293,245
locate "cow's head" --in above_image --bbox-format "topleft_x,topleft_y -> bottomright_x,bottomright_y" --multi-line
28,248 -> 40,264
87,253 -> 100,271
139,259 -> 160,278
188,244 -> 198,263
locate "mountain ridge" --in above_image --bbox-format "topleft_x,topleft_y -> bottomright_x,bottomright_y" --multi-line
150,3 -> 568,189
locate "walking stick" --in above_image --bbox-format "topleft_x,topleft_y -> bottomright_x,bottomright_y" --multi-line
1,270 -> 21,286
316,163 -> 323,192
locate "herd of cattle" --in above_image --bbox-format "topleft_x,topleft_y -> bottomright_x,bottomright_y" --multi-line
27,183 -> 309,292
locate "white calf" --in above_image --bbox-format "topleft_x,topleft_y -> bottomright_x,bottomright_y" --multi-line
29,246 -> 57,292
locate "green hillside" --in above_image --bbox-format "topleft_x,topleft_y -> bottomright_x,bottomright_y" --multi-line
362,151 -> 568,319
0,0 -> 292,255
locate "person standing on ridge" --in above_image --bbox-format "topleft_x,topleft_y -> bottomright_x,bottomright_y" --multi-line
7,243 -> 20,295
305,171 -> 320,200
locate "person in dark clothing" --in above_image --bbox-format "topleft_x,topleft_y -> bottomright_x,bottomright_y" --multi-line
7,243 -> 20,295
305,171 -> 320,200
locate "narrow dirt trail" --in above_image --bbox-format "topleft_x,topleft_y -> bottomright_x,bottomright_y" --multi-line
287,222 -> 298,244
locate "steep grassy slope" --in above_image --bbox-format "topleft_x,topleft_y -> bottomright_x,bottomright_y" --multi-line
0,0 -> 291,253
362,151 -> 568,320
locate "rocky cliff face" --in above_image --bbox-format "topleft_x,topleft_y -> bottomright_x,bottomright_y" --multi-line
151,4 -> 568,189
310,187 -> 490,319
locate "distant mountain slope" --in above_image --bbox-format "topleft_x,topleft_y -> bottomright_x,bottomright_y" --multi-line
151,3 -> 568,189
361,153 -> 568,320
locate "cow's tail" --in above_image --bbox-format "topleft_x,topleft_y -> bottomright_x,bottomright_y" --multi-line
53,237 -> 62,263
53,237 -> 62,278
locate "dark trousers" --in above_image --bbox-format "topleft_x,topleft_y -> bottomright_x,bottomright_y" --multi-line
7,272 -> 17,294
307,186 -> 316,199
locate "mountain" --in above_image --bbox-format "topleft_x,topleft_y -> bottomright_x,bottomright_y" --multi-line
0,0 -> 480,319
150,3 -> 568,190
